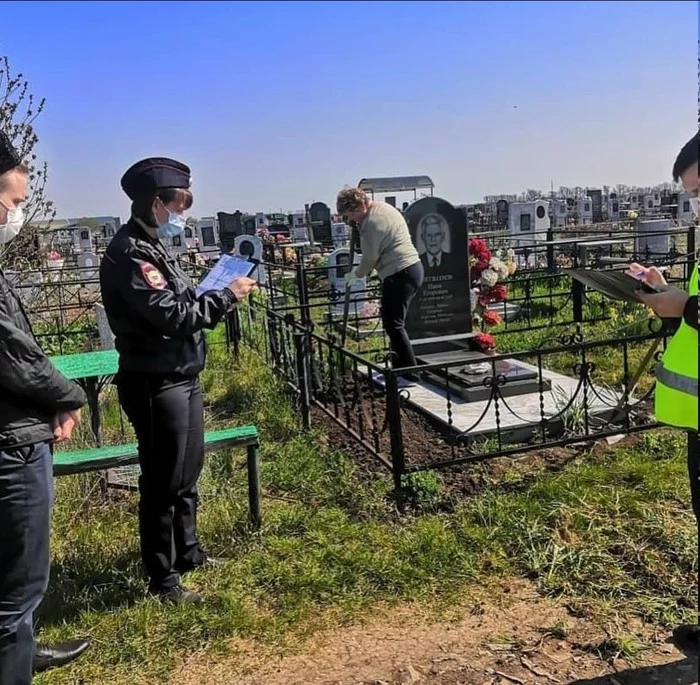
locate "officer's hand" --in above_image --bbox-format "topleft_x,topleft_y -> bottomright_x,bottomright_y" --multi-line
227,277 -> 257,301
637,285 -> 689,318
627,263 -> 667,288
52,412 -> 77,443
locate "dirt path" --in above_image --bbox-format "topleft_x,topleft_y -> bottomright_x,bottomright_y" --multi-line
170,581 -> 697,685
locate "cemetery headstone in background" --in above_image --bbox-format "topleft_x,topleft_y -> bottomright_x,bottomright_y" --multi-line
78,252 -> 100,292
294,226 -> 310,243
328,248 -> 365,318
217,211 -> 244,253
635,219 -> 671,261
94,303 -> 116,350
233,234 -> 266,285
308,202 -> 333,247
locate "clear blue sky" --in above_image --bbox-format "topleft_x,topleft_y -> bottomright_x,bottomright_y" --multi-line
1,0 -> 697,220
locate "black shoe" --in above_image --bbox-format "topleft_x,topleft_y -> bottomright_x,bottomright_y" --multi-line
175,555 -> 228,576
150,584 -> 203,606
671,624 -> 700,655
33,639 -> 90,674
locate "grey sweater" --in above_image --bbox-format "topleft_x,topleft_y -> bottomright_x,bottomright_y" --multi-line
355,203 -> 420,280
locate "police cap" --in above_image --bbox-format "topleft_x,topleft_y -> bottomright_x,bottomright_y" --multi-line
120,157 -> 191,201
0,130 -> 22,177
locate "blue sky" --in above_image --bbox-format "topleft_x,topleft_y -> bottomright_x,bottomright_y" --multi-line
1,0 -> 697,219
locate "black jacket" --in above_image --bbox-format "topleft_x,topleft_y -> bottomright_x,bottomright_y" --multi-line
0,268 -> 86,449
100,219 -> 235,377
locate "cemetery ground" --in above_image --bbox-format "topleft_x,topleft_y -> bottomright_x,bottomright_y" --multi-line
33,326 -> 698,685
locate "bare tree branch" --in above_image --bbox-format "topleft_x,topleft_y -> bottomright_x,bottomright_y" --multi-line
0,55 -> 56,267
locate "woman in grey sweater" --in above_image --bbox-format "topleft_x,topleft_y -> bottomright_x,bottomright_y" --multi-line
337,188 -> 424,380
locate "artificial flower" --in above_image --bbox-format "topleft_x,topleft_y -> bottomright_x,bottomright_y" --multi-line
482,309 -> 502,326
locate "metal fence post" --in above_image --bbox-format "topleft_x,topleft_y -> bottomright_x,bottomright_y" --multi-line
295,251 -> 311,329
385,369 -> 406,513
546,228 -> 555,273
688,225 -> 697,281
572,243 -> 585,323
246,443 -> 262,531
225,308 -> 241,358
294,329 -> 312,429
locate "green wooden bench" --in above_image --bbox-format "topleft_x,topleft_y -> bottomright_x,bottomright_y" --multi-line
53,426 -> 262,529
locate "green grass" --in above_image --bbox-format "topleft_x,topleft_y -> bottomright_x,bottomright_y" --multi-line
38,329 -> 698,684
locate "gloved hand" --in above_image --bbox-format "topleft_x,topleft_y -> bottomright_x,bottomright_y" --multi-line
344,269 -> 358,287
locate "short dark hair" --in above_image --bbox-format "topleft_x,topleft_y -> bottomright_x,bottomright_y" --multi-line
131,187 -> 193,227
0,163 -> 29,192
672,132 -> 699,182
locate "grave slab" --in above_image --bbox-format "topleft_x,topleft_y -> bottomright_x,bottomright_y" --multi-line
367,361 -> 623,438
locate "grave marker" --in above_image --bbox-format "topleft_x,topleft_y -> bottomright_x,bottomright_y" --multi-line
404,197 -> 472,340
328,248 -> 365,317
308,202 -> 332,246
233,234 -> 266,285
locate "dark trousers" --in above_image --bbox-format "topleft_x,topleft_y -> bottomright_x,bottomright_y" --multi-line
381,261 -> 425,371
116,372 -> 206,591
689,430 -> 698,523
0,442 -> 52,685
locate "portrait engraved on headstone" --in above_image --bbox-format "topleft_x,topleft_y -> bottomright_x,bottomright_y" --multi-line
404,197 -> 471,340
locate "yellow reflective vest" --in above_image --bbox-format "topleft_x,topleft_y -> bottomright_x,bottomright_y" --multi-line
655,262 -> 698,431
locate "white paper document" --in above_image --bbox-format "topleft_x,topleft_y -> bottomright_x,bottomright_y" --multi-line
195,255 -> 256,296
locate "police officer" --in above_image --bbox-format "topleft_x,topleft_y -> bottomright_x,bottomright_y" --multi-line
0,131 -> 90,681
100,158 -> 256,604
631,131 -> 698,654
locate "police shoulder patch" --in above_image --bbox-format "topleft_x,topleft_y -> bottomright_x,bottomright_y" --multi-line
140,262 -> 167,290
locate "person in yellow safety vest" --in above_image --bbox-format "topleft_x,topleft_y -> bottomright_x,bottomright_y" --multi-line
629,131 -> 698,656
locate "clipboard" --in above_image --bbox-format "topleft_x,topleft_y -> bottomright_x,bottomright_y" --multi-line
195,255 -> 257,296
566,269 -> 661,303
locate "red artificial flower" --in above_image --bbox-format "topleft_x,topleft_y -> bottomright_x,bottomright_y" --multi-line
482,309 -> 502,326
478,294 -> 492,307
490,283 -> 508,302
469,238 -> 491,263
474,332 -> 496,350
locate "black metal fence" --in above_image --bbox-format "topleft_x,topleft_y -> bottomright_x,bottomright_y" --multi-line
6,222 -> 695,502
229,223 -> 696,502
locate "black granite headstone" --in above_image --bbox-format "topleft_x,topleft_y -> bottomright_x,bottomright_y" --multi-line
404,197 -> 472,340
309,202 -> 332,246
496,199 -> 509,227
217,211 -> 244,253
243,216 -> 257,235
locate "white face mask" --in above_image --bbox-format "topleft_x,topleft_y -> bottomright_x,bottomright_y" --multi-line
0,201 -> 24,245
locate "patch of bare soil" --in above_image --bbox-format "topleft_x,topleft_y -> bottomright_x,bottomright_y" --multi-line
310,401 -> 635,504
169,580 -> 697,685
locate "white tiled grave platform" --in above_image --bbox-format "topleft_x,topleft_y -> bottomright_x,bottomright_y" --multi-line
365,361 -> 626,436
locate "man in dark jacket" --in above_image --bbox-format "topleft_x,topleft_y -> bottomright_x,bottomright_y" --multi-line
0,132 -> 89,683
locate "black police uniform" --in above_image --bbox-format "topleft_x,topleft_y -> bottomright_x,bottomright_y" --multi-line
100,158 -> 236,593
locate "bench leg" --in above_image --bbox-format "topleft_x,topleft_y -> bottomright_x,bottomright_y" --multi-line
246,443 -> 262,531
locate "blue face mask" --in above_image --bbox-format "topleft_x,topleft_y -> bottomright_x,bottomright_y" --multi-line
156,208 -> 187,239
